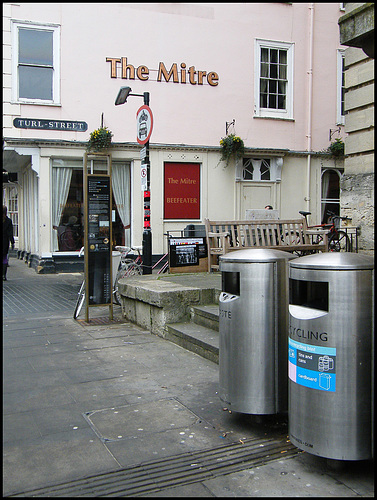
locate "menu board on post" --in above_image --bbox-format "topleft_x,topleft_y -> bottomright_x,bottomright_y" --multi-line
87,175 -> 112,306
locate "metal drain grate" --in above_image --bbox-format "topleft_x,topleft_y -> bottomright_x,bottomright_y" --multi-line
76,316 -> 125,326
10,436 -> 301,497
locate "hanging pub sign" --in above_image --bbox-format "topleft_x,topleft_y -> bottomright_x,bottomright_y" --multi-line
13,118 -> 88,131
164,162 -> 200,219
86,175 -> 112,306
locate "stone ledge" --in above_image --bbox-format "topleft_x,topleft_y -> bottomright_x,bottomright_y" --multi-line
117,274 -> 220,337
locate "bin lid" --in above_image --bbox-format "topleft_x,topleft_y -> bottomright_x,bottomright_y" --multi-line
220,248 -> 296,263
289,252 -> 374,270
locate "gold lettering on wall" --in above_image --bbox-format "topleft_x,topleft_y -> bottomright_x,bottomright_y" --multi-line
106,57 -> 219,86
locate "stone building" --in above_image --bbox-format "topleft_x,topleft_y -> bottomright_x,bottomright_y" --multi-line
338,2 -> 374,255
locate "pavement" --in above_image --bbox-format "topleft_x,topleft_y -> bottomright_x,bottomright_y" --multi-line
2,255 -> 374,497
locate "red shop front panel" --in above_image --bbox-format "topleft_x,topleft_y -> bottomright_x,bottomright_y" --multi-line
164,162 -> 200,219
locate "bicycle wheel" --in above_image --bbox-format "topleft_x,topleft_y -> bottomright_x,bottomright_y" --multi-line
328,231 -> 350,252
73,280 -> 85,319
113,262 -> 143,305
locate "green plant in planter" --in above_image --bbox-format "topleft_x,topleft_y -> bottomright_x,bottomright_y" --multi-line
326,138 -> 345,158
87,126 -> 113,152
219,134 -> 245,167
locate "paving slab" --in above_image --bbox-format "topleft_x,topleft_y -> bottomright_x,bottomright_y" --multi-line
2,257 -> 374,497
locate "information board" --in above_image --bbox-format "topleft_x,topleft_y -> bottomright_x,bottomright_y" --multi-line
169,237 -> 207,268
87,175 -> 112,305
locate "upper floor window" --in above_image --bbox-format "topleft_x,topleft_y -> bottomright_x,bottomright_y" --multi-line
12,21 -> 60,104
254,39 -> 294,120
337,50 -> 345,125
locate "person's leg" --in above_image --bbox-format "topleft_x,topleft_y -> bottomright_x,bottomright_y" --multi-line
3,255 -> 8,280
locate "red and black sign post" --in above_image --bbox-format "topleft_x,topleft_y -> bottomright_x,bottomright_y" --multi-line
115,87 -> 153,274
136,95 -> 153,274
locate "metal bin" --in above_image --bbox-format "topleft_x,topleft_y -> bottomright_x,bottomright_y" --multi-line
288,252 -> 374,460
219,248 -> 295,414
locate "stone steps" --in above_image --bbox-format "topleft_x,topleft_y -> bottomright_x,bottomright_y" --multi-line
165,304 -> 219,364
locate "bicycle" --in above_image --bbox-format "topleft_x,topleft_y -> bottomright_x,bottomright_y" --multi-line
73,245 -> 130,318
73,246 -> 86,319
299,210 -> 351,252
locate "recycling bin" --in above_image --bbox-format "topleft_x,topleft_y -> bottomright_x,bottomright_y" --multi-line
288,252 -> 374,460
219,248 -> 295,414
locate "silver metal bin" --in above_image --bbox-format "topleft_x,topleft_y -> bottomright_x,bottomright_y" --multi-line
219,248 -> 295,414
288,252 -> 374,460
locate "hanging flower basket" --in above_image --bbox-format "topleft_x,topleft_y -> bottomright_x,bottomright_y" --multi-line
321,138 -> 345,161
327,138 -> 345,158
87,126 -> 113,152
219,134 -> 245,167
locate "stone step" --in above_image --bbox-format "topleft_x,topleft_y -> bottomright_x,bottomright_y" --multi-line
164,322 -> 219,364
190,304 -> 219,331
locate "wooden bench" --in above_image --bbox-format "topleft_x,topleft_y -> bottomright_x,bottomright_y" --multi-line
204,218 -> 328,272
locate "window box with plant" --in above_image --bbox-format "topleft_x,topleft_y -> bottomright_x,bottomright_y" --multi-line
87,126 -> 113,152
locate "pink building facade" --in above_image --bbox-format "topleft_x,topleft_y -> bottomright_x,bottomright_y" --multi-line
3,3 -> 347,272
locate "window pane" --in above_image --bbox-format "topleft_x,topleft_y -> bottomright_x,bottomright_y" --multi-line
269,80 -> 277,94
260,79 -> 268,93
278,81 -> 286,94
261,62 -> 269,77
270,63 -> 278,79
19,65 -> 53,99
278,94 -> 286,109
261,163 -> 270,180
261,48 -> 269,63
260,92 -> 268,108
279,64 -> 287,80
19,28 -> 53,66
269,94 -> 277,109
270,49 -> 278,63
279,50 -> 287,64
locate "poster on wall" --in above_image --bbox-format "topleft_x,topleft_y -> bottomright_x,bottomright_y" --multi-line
164,162 -> 200,219
87,175 -> 111,305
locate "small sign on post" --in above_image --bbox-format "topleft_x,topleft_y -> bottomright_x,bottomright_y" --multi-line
136,105 -> 153,145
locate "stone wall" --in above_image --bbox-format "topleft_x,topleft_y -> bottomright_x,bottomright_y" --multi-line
341,42 -> 374,255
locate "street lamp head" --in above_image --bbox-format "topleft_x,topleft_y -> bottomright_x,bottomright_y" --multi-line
115,86 -> 132,105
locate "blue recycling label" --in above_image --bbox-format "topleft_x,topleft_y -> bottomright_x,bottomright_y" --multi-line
288,338 -> 336,392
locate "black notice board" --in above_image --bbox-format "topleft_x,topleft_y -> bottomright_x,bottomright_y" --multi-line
87,175 -> 111,305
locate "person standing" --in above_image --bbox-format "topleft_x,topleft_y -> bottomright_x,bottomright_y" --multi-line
3,206 -> 15,281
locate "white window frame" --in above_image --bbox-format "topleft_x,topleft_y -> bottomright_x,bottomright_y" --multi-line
336,49 -> 345,126
11,20 -> 60,105
254,39 -> 294,120
236,157 -> 283,182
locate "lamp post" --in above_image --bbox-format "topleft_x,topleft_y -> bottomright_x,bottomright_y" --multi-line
115,86 -> 152,274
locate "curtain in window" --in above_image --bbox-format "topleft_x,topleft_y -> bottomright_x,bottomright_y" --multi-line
112,164 -> 131,247
52,167 -> 72,251
321,171 -> 331,222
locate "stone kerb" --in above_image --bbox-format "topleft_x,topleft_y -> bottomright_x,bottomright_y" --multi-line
117,275 -> 201,337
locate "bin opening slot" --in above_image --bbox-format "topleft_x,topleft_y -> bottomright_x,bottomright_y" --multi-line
222,271 -> 240,296
289,279 -> 328,312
